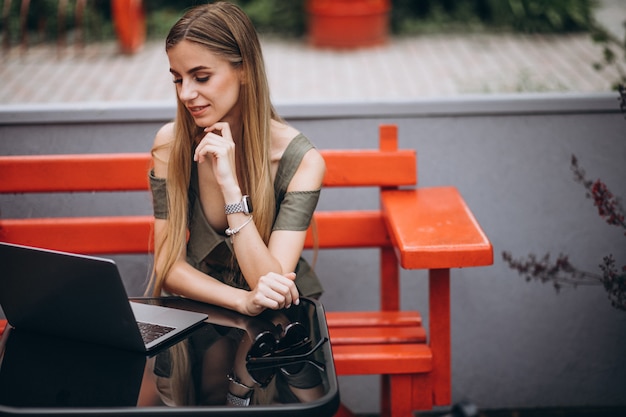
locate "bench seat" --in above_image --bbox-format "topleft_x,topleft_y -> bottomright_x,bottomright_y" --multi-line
326,310 -> 422,328
329,324 -> 427,346
333,344 -> 432,375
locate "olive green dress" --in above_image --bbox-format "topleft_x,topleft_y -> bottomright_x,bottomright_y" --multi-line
149,133 -> 323,297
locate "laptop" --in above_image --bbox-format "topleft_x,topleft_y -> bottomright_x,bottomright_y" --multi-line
0,242 -> 207,353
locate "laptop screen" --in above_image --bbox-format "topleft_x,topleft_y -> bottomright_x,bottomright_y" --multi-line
0,297 -> 339,417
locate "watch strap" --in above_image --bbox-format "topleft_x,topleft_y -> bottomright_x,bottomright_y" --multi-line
225,195 -> 252,215
226,391 -> 251,406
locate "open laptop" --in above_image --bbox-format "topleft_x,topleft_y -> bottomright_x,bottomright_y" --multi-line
0,242 -> 207,353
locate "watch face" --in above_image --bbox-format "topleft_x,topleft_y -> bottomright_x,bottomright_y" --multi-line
243,196 -> 253,214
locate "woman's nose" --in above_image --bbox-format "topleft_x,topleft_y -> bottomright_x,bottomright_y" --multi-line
178,80 -> 198,101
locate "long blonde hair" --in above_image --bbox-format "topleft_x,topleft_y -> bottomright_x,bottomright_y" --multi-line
150,2 -> 279,296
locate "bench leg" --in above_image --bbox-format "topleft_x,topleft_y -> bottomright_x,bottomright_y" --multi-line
381,247 -> 400,311
388,374 -> 412,417
429,268 -> 451,405
383,373 -> 433,417
340,374 -> 430,417
411,373 -> 434,411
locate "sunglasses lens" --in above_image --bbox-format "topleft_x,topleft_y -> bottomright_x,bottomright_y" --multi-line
276,322 -> 310,374
279,322 -> 310,353
246,332 -> 276,387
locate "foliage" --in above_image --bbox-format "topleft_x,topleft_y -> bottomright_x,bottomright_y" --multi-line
0,0 -> 123,44
390,0 -> 487,33
0,0 -> 599,47
136,0 -> 202,39
236,0 -> 306,36
484,0 -> 595,33
141,0 -> 306,39
391,0 -> 596,34
590,19 -> 626,90
135,0 -> 601,37
502,102 -> 626,312
1,0 -> 57,42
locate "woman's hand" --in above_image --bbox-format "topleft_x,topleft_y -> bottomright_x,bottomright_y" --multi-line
242,272 -> 300,316
194,122 -> 238,190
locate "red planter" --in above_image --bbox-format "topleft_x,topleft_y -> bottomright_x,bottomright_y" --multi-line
112,0 -> 146,54
306,0 -> 390,48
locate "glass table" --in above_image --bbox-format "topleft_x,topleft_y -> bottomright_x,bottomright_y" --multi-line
0,297 -> 339,416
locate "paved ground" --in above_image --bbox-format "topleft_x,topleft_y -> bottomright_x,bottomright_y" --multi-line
0,1 -> 624,105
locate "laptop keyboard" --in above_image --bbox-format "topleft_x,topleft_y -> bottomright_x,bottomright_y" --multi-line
137,321 -> 175,344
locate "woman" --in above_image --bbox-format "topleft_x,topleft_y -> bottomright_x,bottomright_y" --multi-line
148,2 -> 325,317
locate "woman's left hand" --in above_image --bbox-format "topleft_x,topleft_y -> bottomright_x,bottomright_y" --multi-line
242,272 -> 300,316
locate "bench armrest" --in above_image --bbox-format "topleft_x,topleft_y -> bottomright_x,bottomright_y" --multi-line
381,186 -> 493,270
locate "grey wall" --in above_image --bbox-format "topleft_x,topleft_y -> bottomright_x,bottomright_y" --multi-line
1,93 -> 625,413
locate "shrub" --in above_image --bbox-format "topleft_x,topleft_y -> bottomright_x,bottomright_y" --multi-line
0,0 -> 599,47
391,0 -> 596,34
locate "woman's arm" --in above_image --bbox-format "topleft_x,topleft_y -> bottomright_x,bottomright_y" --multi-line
151,123 -> 299,316
231,146 -> 326,285
154,218 -> 298,315
268,147 -> 326,270
193,123 -> 325,289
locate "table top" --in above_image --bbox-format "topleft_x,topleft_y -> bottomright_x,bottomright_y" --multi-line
0,297 -> 339,416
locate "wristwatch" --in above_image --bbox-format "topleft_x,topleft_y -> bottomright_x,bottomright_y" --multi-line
227,373 -> 254,406
225,195 -> 253,215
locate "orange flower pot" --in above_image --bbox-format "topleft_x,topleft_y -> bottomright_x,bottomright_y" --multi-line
112,0 -> 146,54
306,0 -> 390,48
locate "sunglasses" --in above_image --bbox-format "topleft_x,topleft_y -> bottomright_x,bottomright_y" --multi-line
245,322 -> 328,386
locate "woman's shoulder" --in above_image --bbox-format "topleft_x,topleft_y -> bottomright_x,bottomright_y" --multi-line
154,122 -> 176,148
293,141 -> 325,190
271,120 -> 319,159
152,122 -> 175,177
271,121 -> 300,153
272,122 -> 325,191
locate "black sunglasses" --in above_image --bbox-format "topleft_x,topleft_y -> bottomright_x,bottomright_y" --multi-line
245,321 -> 328,386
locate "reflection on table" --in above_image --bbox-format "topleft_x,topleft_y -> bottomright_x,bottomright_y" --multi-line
0,297 -> 338,416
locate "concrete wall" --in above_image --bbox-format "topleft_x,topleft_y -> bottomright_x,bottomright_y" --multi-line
1,93 -> 625,413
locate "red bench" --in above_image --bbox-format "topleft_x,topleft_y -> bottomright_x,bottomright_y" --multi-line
0,124 -> 493,417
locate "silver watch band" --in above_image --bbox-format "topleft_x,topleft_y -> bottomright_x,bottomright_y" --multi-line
224,201 -> 244,215
226,391 -> 251,406
224,195 -> 252,215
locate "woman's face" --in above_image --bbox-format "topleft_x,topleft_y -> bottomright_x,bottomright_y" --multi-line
167,40 -> 243,128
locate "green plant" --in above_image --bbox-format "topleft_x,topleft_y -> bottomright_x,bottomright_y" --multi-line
590,20 -> 626,90
0,0 -> 602,47
0,0 -> 114,46
390,0 -> 596,34
237,0 -> 305,36
143,0 -> 201,39
485,0 -> 595,33
391,0 -> 487,34
144,0 -> 306,39
145,7 -> 188,40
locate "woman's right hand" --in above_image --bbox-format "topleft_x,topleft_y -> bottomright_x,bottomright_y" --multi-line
194,122 -> 239,192
242,272 -> 300,316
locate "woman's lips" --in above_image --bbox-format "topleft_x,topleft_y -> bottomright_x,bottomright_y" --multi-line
188,105 -> 209,117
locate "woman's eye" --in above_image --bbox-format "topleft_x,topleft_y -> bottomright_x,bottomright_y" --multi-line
196,76 -> 210,83
172,78 -> 182,84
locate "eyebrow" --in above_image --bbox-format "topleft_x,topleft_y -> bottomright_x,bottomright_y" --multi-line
169,65 -> 211,75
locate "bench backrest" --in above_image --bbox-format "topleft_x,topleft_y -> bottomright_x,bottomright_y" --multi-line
0,124 -> 416,255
